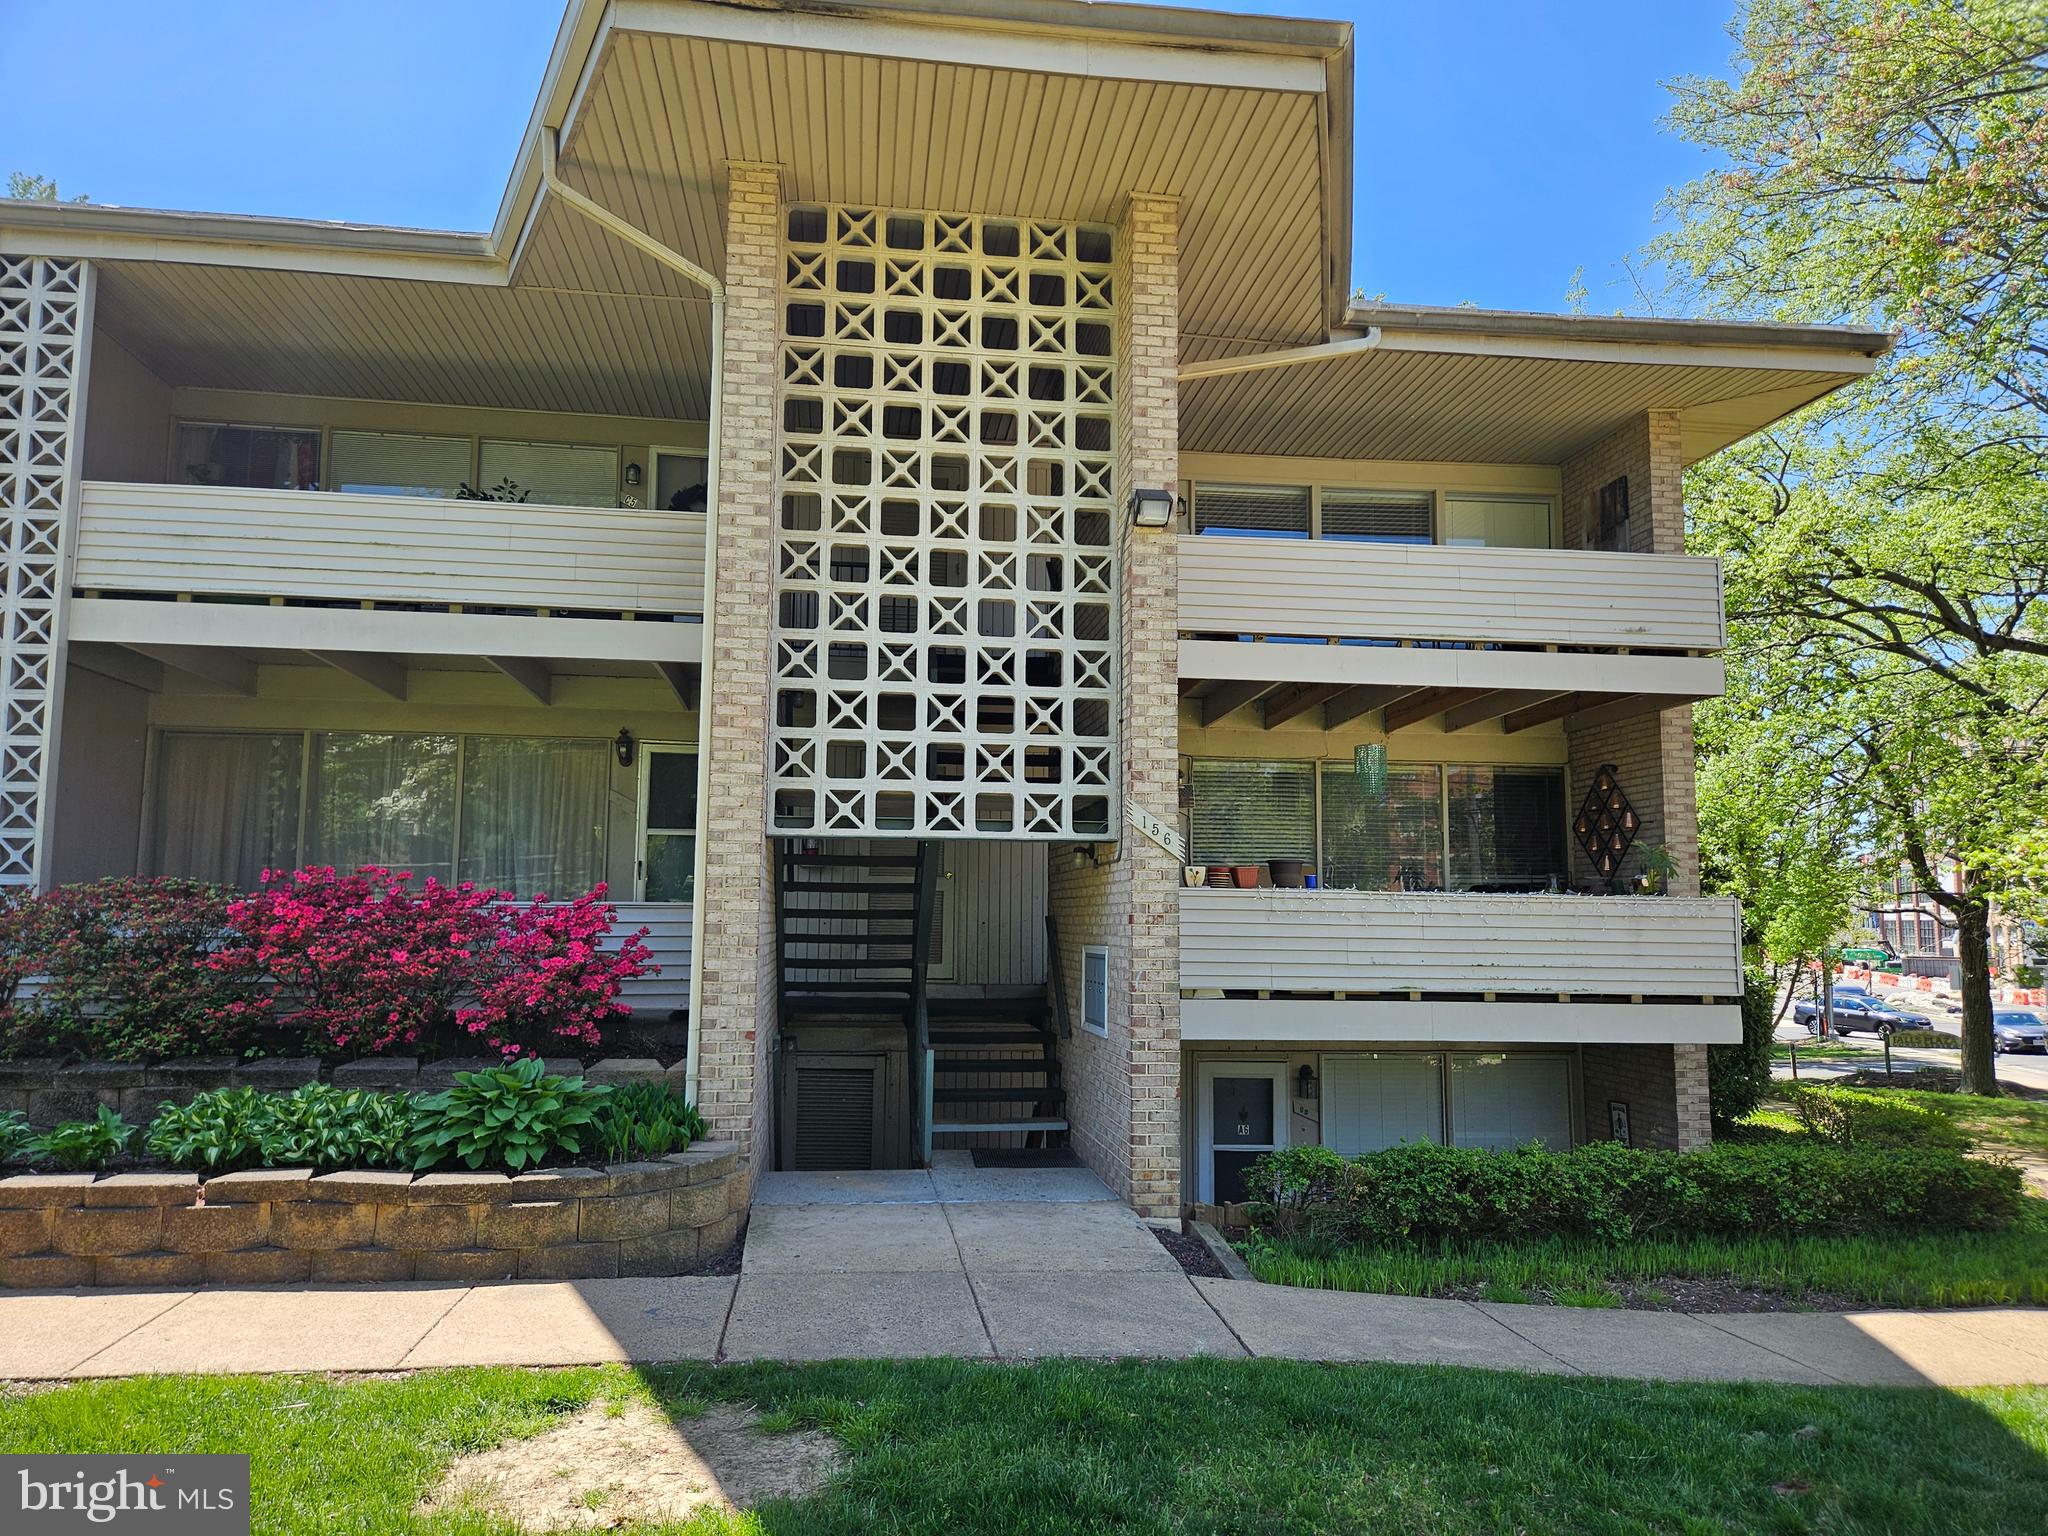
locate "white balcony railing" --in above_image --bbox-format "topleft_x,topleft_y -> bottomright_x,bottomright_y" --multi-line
610,901 -> 691,1015
1179,888 -> 1743,999
1178,535 -> 1726,652
74,482 -> 706,615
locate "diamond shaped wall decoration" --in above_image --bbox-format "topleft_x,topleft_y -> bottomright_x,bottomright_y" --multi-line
1574,763 -> 1640,882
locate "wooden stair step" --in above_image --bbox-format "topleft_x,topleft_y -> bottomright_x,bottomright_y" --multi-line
930,1118 -> 1068,1135
783,880 -> 916,895
927,1028 -> 1047,1046
784,852 -> 921,868
932,1085 -> 1067,1105
933,1057 -> 1057,1075
785,979 -> 914,993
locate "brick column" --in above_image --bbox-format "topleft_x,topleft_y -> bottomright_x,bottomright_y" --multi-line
1054,194 -> 1183,1217
693,165 -> 782,1178
1560,409 -> 1698,896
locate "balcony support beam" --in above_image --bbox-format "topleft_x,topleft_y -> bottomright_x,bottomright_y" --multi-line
1562,692 -> 1695,733
488,655 -> 555,706
1384,687 -> 1492,734
1444,688 -> 1567,733
309,650 -> 407,701
653,660 -> 697,710
1321,684 -> 1414,729
69,643 -> 163,693
1200,678 -> 1275,726
124,644 -> 257,697
1261,681 -> 1343,729
1502,691 -> 1595,733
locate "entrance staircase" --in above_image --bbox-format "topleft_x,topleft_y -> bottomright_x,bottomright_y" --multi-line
929,990 -> 1069,1145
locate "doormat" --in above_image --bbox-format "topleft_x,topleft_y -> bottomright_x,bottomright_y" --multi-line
971,1147 -> 1083,1169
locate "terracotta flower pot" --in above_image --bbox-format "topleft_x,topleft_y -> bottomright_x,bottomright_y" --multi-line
1231,865 -> 1260,889
1206,865 -> 1234,888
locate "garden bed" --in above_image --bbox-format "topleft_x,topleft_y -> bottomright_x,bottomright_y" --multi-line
0,1142 -> 742,1289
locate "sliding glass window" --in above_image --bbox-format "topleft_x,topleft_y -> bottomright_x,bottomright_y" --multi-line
1318,762 -> 1444,891
150,732 -> 303,889
1187,760 -> 1315,865
305,732 -> 460,883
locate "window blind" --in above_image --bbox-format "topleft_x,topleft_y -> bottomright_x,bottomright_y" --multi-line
1319,762 -> 1444,891
1440,495 -> 1554,549
1188,759 -> 1316,865
478,439 -> 620,508
1082,947 -> 1109,1035
329,431 -> 470,499
1445,766 -> 1566,890
1191,482 -> 1311,538
1450,1053 -> 1573,1151
1320,487 -> 1432,544
1322,1053 -> 1444,1154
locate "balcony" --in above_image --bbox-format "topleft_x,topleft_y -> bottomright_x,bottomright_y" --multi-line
1177,535 -> 1726,731
1178,888 -> 1744,1044
73,482 -> 707,616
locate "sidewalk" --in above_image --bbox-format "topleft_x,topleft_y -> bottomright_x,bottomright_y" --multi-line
6,1270 -> 2048,1388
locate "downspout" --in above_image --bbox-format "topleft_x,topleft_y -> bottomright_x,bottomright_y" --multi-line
540,129 -> 724,1106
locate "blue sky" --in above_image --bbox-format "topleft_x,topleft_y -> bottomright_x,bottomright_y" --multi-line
1,0 -> 1734,315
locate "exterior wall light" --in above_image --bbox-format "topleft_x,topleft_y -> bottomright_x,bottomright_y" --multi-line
1296,1063 -> 1319,1102
1128,487 -> 1177,529
615,728 -> 636,768
624,461 -> 644,488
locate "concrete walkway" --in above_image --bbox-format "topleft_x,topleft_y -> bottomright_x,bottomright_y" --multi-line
3,1157 -> 2046,1388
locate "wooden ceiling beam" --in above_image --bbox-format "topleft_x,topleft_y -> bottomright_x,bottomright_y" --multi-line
1261,682 -> 1344,729
1383,687 -> 1494,735
1321,684 -> 1415,730
1561,693 -> 1696,733
308,650 -> 408,701
1501,691 -> 1594,733
487,655 -> 555,706
1442,689 -> 1568,733
125,644 -> 257,697
1200,678 -> 1276,726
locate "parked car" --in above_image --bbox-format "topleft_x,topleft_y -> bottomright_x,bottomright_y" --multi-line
1791,993 -> 1930,1038
1993,1010 -> 2047,1055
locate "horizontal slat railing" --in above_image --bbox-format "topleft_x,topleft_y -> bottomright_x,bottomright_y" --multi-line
75,482 -> 706,614
1179,890 -> 1743,998
1178,535 -> 1725,651
608,901 -> 691,1014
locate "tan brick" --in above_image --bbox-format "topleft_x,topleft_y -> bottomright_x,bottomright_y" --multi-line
202,1247 -> 312,1285
412,1247 -> 520,1284
577,1192 -> 670,1243
0,1206 -> 52,1257
406,1172 -> 520,1204
618,1227 -> 699,1277
476,1200 -> 578,1249
83,1173 -> 199,1207
94,1252 -> 204,1288
160,1202 -> 270,1254
50,1205 -> 162,1257
308,1171 -> 414,1202
668,1180 -> 728,1230
516,1241 -> 618,1280
0,1174 -> 94,1209
698,1214 -> 742,1256
374,1201 -> 477,1251
204,1169 -> 315,1204
601,1161 -> 686,1196
310,1248 -> 417,1283
1,1253 -> 92,1289
271,1200 -> 378,1251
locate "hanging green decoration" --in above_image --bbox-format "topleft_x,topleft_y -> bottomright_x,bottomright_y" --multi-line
1354,742 -> 1387,797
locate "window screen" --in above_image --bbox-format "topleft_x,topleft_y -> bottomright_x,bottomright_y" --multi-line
1320,762 -> 1444,891
1440,495 -> 1554,549
329,431 -> 470,499
173,423 -> 320,491
478,439 -> 620,508
1188,759 -> 1316,865
1191,483 -> 1311,538
1445,766 -> 1566,891
1322,1053 -> 1444,1154
1082,946 -> 1109,1035
306,732 -> 459,883
151,732 -> 302,888
1450,1054 -> 1573,1150
1320,488 -> 1432,544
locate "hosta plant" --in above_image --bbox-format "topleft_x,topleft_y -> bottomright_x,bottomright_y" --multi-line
255,1084 -> 415,1170
30,1105 -> 137,1171
0,1108 -> 30,1161
596,1080 -> 706,1162
145,1087 -> 267,1172
408,1056 -> 609,1172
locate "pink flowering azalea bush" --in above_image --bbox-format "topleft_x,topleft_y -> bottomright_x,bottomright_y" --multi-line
211,867 -> 653,1060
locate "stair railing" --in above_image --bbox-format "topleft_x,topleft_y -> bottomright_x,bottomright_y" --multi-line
907,840 -> 939,1163
1044,914 -> 1075,1039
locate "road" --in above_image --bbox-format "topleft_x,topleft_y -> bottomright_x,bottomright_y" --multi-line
1771,1025 -> 2048,1094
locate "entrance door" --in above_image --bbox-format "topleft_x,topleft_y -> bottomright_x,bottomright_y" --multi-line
636,746 -> 697,901
1197,1061 -> 1289,1205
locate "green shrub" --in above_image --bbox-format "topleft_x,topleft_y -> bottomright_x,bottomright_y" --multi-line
0,1108 -> 29,1161
408,1057 -> 609,1172
596,1080 -> 706,1161
1707,968 -> 1776,1125
254,1083 -> 415,1170
145,1087 -> 267,1172
1892,1028 -> 1962,1049
1778,1083 -> 1969,1150
29,1105 -> 138,1171
1244,1137 -> 2022,1246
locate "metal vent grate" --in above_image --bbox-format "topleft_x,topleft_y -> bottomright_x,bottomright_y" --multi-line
791,1063 -> 880,1170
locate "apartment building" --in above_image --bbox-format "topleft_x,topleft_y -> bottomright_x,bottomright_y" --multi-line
0,0 -> 1885,1217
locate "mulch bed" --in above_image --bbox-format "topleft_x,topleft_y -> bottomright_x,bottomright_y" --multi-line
1154,1226 -> 1229,1280
684,1220 -> 746,1276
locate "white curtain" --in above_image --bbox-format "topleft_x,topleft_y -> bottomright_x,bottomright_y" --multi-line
306,732 -> 458,882
151,732 -> 301,888
457,736 -> 608,897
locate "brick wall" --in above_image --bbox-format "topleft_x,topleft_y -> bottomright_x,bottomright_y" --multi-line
695,162 -> 783,1180
1051,195 -> 1184,1217
1580,1042 -> 1710,1151
1561,410 -> 1700,897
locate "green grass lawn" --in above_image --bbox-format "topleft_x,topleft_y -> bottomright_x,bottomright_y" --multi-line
3,1360 -> 2047,1535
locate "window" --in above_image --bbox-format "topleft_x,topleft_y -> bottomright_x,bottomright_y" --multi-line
1440,494 -> 1555,549
1445,766 -> 1568,891
1449,1053 -> 1573,1150
1319,761 -> 1444,891
1191,483 -> 1310,538
477,439 -> 620,508
328,430 -> 471,499
1082,945 -> 1109,1036
306,732 -> 460,884
654,452 -> 709,513
1321,1053 -> 1444,1153
1320,487 -> 1432,544
1188,759 -> 1316,866
173,423 -> 320,491
457,737 -> 609,896
1918,917 -> 1938,953
150,732 -> 302,888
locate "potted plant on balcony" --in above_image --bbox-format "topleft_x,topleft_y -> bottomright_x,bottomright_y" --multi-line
1635,845 -> 1678,895
1266,858 -> 1306,888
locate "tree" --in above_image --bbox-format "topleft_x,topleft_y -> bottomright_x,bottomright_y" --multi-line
1657,0 -> 2048,1094
5,172 -> 86,203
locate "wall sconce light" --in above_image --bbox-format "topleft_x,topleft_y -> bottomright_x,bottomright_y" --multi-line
614,728 -> 636,768
1128,487 -> 1176,529
1296,1064 -> 1319,1102
624,462 -> 644,489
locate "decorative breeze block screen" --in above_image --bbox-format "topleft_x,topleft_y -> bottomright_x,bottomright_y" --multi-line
0,255 -> 88,885
772,206 -> 1117,839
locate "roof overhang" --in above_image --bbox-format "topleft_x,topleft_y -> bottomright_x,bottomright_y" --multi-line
1181,307 -> 1891,464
